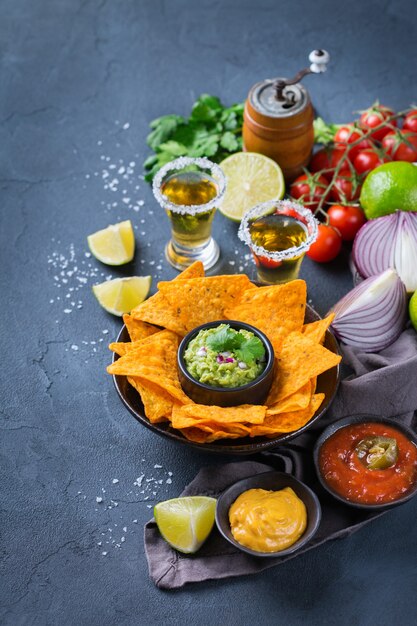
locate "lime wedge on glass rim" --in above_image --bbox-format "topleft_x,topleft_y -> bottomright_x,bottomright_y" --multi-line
154,496 -> 217,554
87,220 -> 135,265
218,152 -> 285,222
92,276 -> 151,316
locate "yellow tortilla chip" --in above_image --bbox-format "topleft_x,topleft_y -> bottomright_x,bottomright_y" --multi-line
171,403 -> 266,428
250,393 -> 325,436
107,330 -> 191,405
128,377 -> 173,424
266,332 -> 341,405
302,313 -> 335,344
130,262 -> 205,335
180,423 -> 250,443
224,280 -> 306,346
157,274 -> 254,333
123,314 -> 160,342
265,381 -> 312,414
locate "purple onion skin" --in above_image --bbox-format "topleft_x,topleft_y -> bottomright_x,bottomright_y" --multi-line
330,271 -> 408,352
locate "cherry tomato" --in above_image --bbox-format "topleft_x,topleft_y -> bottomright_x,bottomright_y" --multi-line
403,110 -> 417,133
334,125 -> 370,159
359,104 -> 396,141
353,148 -> 391,175
306,224 -> 342,263
330,173 -> 362,203
254,254 -> 281,269
309,146 -> 350,181
327,204 -> 366,241
382,130 -> 417,162
289,173 -> 329,211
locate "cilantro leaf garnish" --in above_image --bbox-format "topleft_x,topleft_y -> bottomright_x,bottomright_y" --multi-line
143,95 -> 244,181
205,325 -> 265,364
235,336 -> 265,364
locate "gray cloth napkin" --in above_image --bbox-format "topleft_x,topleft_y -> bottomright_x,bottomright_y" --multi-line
144,328 -> 417,589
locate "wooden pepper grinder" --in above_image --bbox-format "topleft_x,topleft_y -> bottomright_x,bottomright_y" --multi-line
243,50 -> 330,182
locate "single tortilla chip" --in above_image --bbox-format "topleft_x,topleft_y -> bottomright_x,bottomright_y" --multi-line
251,393 -> 325,436
171,403 -> 266,428
265,381 -> 312,414
179,423 -> 250,443
157,274 -> 254,333
224,280 -> 306,346
127,377 -> 173,424
129,262 -> 205,335
266,332 -> 341,405
123,314 -> 160,342
302,313 -> 335,345
108,331 -> 165,356
107,330 -> 191,405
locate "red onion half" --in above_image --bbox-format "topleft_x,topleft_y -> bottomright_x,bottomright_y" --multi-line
330,269 -> 407,352
352,211 -> 417,293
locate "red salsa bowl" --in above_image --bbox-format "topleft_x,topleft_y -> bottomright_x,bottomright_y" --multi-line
314,415 -> 417,509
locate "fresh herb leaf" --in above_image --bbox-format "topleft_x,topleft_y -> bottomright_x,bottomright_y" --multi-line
205,325 -> 265,364
313,117 -> 343,145
235,336 -> 265,364
220,131 -> 239,152
143,94 -> 244,181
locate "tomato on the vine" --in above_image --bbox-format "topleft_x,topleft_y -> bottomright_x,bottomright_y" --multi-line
289,172 -> 329,211
359,103 -> 396,141
306,224 -> 342,263
334,125 -> 371,159
327,204 -> 366,241
330,173 -> 362,203
382,130 -> 417,162
403,110 -> 417,133
309,146 -> 350,181
353,147 -> 391,175
253,253 -> 281,269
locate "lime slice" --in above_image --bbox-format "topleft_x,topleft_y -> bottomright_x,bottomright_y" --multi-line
154,496 -> 217,554
219,152 -> 285,222
409,291 -> 417,332
87,220 -> 135,265
360,162 -> 417,219
92,276 -> 151,316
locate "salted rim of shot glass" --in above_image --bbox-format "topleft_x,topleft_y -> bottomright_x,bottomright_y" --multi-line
238,199 -> 319,262
152,156 -> 227,216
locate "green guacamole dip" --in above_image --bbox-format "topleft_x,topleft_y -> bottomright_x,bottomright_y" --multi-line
183,324 -> 266,388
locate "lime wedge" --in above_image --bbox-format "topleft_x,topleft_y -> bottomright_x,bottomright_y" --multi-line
409,291 -> 417,332
219,152 -> 285,222
92,276 -> 151,316
87,220 -> 135,265
154,496 -> 217,554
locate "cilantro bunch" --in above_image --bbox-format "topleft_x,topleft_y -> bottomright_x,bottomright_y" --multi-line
205,325 -> 265,364
143,94 -> 244,181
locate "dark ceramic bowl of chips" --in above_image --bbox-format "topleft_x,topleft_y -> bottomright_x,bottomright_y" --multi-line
112,304 -> 340,455
177,320 -> 275,408
215,471 -> 322,557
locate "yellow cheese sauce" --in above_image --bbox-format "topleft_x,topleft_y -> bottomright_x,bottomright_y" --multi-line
229,487 -> 307,553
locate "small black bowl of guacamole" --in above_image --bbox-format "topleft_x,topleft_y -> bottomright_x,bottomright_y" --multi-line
177,321 -> 275,407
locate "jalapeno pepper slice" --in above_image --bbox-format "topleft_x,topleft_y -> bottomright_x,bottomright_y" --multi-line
355,436 -> 398,470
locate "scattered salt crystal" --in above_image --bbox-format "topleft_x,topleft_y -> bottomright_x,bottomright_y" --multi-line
123,527 -> 127,533
166,478 -> 172,484
133,520 -> 138,524
168,472 -> 173,476
154,464 -> 162,469
121,537 -> 125,543
112,479 -> 119,484
102,551 -> 107,556
96,497 -> 103,503
63,309 -> 72,314
122,122 -> 130,130
97,542 -> 102,546
147,505 -> 152,508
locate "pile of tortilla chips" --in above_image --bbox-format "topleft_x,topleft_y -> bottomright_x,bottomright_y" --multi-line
107,261 -> 341,444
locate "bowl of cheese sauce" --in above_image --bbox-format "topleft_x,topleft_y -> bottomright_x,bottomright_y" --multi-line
216,471 -> 321,557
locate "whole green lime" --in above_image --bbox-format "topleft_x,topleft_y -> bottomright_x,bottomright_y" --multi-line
409,291 -> 417,332
360,162 -> 417,219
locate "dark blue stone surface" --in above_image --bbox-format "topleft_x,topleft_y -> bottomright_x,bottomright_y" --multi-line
1,0 -> 417,624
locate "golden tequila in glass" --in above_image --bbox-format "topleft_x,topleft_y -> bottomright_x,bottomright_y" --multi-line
239,200 -> 318,284
153,157 -> 226,270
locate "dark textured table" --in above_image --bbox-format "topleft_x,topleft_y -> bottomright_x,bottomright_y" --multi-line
1,1 -> 417,624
